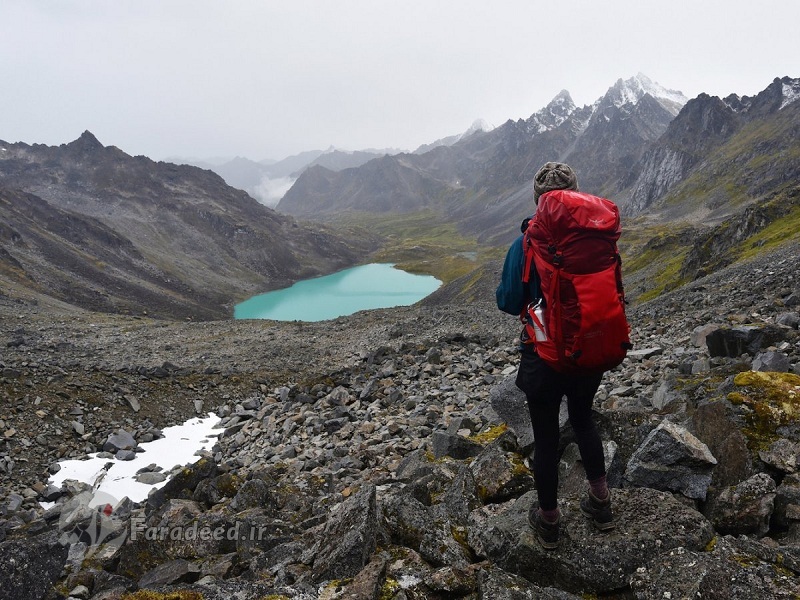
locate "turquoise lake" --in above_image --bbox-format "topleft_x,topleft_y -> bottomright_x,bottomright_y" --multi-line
234,263 -> 442,321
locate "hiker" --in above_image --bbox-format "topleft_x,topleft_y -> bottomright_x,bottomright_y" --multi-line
496,162 -> 625,550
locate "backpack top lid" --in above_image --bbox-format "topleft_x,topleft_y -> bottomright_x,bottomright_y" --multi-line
527,189 -> 621,275
534,189 -> 620,239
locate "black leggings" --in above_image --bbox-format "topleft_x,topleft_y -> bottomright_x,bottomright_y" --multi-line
515,348 -> 605,511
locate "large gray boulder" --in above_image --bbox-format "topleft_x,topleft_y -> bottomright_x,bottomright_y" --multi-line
705,325 -> 787,358
381,491 -> 472,569
705,472 -> 776,536
489,375 -> 535,454
624,419 -> 717,500
310,483 -> 378,582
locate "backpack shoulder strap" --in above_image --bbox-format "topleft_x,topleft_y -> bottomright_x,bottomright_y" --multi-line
521,226 -> 542,304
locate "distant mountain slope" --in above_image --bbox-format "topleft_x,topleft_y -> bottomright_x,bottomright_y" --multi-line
0,187 -> 225,319
624,76 -> 800,221
0,132 -> 377,319
176,148 -> 390,207
413,119 -> 494,154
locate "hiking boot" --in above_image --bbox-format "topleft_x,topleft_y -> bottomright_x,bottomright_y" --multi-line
528,506 -> 560,550
580,489 -> 615,531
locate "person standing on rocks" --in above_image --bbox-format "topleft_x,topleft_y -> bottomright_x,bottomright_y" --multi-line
496,162 -> 616,550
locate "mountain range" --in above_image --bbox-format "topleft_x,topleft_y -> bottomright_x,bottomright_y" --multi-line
0,73 -> 797,320
278,73 -> 799,247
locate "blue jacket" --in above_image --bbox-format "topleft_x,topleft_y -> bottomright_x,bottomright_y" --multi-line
496,234 -> 542,315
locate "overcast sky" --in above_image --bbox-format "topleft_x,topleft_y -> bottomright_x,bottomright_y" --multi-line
2,1 -> 798,162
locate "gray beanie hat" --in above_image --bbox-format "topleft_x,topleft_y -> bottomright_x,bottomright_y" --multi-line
533,162 -> 578,203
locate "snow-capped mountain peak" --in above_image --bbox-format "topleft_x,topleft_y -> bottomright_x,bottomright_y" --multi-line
526,89 -> 577,134
780,77 -> 800,110
605,73 -> 688,116
464,118 -> 494,136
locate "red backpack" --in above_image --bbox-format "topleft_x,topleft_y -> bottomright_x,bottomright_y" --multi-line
521,189 -> 631,374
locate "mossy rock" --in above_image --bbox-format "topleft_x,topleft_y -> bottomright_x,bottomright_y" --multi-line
727,371 -> 800,452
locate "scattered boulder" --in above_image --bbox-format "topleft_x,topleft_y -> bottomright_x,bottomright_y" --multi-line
624,420 -> 717,500
706,325 -> 786,358
103,429 -> 137,453
752,350 -> 791,372
489,375 -> 535,453
630,535 -> 800,599
310,483 -> 378,583
431,430 -> 483,460
706,472 -> 777,536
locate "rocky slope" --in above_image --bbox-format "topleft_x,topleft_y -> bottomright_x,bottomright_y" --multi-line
1,239 -> 799,599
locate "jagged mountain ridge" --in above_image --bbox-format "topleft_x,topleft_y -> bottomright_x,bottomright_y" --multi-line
413,119 -> 495,154
277,74 -> 798,249
0,132 -> 377,319
625,76 -> 800,220
277,74 -> 690,234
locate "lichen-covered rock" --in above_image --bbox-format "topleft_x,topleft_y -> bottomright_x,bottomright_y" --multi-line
381,491 -> 472,568
774,472 -> 800,530
758,438 -> 800,474
474,565 -> 582,599
692,399 -> 754,489
469,445 -> 535,504
0,531 -> 68,600
727,371 -> 800,451
310,483 -> 378,583
146,457 -> 218,512
435,463 -> 482,525
229,478 -> 276,512
630,535 -> 800,599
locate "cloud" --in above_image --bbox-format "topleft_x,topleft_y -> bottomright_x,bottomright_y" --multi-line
2,1 -> 799,161
252,176 -> 297,208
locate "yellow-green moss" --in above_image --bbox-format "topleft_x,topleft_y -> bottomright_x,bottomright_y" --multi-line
121,592 -> 204,600
215,472 -> 243,497
468,423 -> 508,445
728,371 -> 800,452
705,536 -> 719,552
509,454 -> 532,478
379,577 -> 402,600
731,554 -> 760,568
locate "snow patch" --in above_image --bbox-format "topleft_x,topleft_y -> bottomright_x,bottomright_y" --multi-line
781,80 -> 800,109
43,413 -> 220,507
